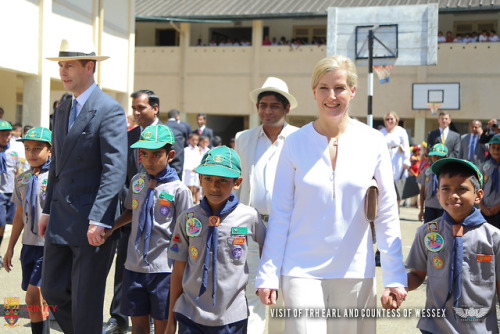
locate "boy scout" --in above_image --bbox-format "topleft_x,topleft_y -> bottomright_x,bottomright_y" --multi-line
3,127 -> 52,334
417,144 -> 448,223
166,146 -> 267,334
401,158 -> 500,333
0,120 -> 28,268
107,124 -> 193,334
480,134 -> 500,229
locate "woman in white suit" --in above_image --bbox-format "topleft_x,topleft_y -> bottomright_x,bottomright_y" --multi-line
380,111 -> 411,181
256,55 -> 408,334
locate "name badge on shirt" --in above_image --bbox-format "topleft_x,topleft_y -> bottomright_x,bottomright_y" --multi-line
231,227 -> 248,235
233,237 -> 245,245
477,254 -> 493,262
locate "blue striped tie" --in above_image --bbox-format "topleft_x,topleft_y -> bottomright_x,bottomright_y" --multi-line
68,99 -> 78,130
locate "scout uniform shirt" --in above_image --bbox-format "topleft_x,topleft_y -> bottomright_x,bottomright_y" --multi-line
10,169 -> 48,246
124,172 -> 193,273
417,166 -> 441,209
406,216 -> 500,334
480,160 -> 500,208
0,145 -> 28,193
169,204 -> 266,327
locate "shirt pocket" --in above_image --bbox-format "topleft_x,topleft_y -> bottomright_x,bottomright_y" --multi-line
467,252 -> 495,285
226,237 -> 246,265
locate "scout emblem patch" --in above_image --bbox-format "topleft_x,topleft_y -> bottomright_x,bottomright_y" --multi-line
11,151 -> 18,160
132,178 -> 145,193
132,200 -> 139,210
209,216 -> 220,227
173,234 -> 181,243
213,154 -> 224,163
231,227 -> 248,235
425,176 -> 429,182
232,247 -> 242,259
186,211 -> 195,220
483,161 -> 492,172
477,254 -> 493,262
16,176 -> 23,187
21,173 -> 32,184
424,232 -> 444,252
233,237 -> 245,245
190,246 -> 199,258
160,206 -> 169,216
170,244 -> 179,252
186,218 -> 202,237
425,167 -> 432,176
432,256 -> 444,269
427,222 -> 438,232
42,179 -> 48,192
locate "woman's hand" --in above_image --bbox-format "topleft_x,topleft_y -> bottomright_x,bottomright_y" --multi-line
257,288 -> 278,305
381,287 -> 407,309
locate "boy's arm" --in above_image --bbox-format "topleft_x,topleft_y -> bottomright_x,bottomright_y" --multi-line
418,186 -> 425,221
408,268 -> 427,291
166,260 -> 186,334
4,206 -> 24,272
103,209 -> 132,239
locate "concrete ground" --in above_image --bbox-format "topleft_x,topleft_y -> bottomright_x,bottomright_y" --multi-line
0,206 -> 437,333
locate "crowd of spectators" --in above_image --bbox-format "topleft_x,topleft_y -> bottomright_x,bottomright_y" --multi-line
194,35 -> 326,47
438,30 -> 500,43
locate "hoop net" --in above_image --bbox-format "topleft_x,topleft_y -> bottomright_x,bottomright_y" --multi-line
427,102 -> 442,116
373,65 -> 394,84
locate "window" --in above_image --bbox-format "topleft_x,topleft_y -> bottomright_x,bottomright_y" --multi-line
156,29 -> 179,46
293,25 -> 326,44
454,20 -> 497,35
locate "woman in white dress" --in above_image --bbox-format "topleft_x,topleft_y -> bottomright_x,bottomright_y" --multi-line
380,111 -> 411,181
256,55 -> 407,334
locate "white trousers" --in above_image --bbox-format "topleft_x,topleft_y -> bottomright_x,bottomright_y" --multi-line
281,276 -> 376,334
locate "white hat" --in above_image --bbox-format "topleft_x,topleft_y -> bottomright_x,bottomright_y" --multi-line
249,77 -> 297,110
46,38 -> 109,61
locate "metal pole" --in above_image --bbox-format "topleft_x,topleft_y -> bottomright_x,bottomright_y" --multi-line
367,29 -> 374,128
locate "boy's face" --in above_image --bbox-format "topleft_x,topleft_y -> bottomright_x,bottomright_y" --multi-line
24,140 -> 51,167
200,138 -> 209,148
189,135 -> 199,147
437,173 -> 483,223
140,148 -> 175,177
431,155 -> 446,163
0,130 -> 12,146
199,174 -> 243,213
12,128 -> 21,138
489,143 -> 500,161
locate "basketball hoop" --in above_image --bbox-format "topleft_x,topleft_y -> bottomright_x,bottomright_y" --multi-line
427,102 -> 442,116
373,65 -> 394,84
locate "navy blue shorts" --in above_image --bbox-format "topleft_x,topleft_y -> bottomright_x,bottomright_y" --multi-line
175,313 -> 247,334
20,245 -> 44,291
0,193 -> 16,226
121,269 -> 171,320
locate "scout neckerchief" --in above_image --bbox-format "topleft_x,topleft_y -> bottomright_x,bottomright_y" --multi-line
0,143 -> 10,174
489,159 -> 500,195
25,159 -> 51,235
430,161 -> 438,197
443,208 -> 484,311
135,165 -> 178,265
197,193 -> 239,306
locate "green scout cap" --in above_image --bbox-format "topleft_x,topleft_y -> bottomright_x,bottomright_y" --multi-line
17,127 -> 52,145
195,146 -> 241,178
431,157 -> 483,188
428,143 -> 448,157
0,121 -> 12,131
130,124 -> 175,149
489,134 -> 500,145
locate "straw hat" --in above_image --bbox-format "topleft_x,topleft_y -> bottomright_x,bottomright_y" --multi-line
46,38 -> 109,61
249,77 -> 298,109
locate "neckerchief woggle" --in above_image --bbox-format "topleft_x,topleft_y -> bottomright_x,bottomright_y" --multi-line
490,159 -> 500,195
198,193 -> 239,306
135,165 -> 178,265
442,208 -> 485,313
25,159 -> 51,235
0,143 -> 10,174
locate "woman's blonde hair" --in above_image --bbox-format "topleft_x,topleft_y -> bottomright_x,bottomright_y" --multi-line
311,55 -> 358,90
384,111 -> 400,124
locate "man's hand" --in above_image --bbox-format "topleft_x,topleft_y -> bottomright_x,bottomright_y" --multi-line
38,216 -> 49,238
257,288 -> 278,305
3,249 -> 14,272
87,224 -> 106,246
381,287 -> 407,309
418,210 -> 424,222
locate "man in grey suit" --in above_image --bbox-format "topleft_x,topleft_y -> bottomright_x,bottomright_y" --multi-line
39,39 -> 127,334
426,111 -> 461,158
234,77 -> 298,334
459,120 -> 486,166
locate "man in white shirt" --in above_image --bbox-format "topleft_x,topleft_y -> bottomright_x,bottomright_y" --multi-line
234,77 -> 298,334
427,111 -> 461,158
459,120 -> 486,166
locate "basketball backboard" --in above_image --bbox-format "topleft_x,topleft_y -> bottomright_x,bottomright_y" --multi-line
327,4 -> 438,66
412,83 -> 461,110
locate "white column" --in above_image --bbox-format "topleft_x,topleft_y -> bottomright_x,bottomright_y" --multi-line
179,22 -> 190,114
249,20 -> 263,129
